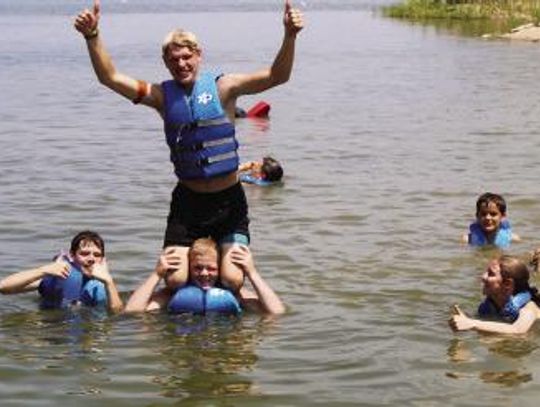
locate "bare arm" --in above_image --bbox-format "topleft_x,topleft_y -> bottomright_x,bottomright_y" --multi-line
238,161 -> 256,172
74,0 -> 163,111
0,260 -> 70,295
231,246 -> 285,315
124,247 -> 182,313
218,0 -> 304,111
124,271 -> 163,313
91,258 -> 123,313
449,303 -> 538,335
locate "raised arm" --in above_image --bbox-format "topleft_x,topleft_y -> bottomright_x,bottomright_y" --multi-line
91,258 -> 123,313
218,0 -> 304,106
73,0 -> 163,111
449,303 -> 538,335
231,246 -> 285,315
0,259 -> 70,295
124,247 -> 183,313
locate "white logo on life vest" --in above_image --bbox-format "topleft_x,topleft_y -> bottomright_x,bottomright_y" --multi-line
197,92 -> 213,105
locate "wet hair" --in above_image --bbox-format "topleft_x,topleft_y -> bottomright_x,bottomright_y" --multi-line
476,192 -> 507,216
70,230 -> 105,256
498,255 -> 540,306
261,156 -> 283,182
189,237 -> 220,262
162,29 -> 201,57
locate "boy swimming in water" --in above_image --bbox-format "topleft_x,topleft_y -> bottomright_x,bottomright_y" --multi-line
239,156 -> 284,185
0,231 -> 123,313
461,192 -> 520,248
124,238 -> 285,315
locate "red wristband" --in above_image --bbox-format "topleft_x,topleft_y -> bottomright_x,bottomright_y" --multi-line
132,80 -> 149,104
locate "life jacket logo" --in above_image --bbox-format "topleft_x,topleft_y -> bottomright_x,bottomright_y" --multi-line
197,92 -> 213,105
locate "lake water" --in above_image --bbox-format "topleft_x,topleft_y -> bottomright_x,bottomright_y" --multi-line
2,0 -> 540,405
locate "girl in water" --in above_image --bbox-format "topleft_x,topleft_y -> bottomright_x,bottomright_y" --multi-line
449,254 -> 540,334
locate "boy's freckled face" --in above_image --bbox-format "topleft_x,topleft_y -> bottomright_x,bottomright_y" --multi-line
73,241 -> 103,277
189,252 -> 219,290
477,202 -> 504,234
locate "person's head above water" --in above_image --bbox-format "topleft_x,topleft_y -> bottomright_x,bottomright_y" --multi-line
69,230 -> 105,276
261,156 -> 283,182
188,237 -> 220,290
475,192 -> 507,234
161,29 -> 202,88
482,255 -> 531,301
476,192 -> 507,217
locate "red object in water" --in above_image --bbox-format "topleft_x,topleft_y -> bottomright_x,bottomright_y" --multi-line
246,101 -> 271,118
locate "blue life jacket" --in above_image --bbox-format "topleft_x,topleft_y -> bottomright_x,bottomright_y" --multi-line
167,284 -> 241,315
468,219 -> 513,248
239,173 -> 274,186
38,256 -> 107,309
162,71 -> 239,180
478,291 -> 531,322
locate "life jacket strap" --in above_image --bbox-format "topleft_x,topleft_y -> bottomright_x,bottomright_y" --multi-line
197,151 -> 237,167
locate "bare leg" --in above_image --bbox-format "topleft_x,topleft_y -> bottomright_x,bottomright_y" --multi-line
220,243 -> 245,292
163,245 -> 190,289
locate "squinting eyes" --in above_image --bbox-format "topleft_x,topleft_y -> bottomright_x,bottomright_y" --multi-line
194,265 -> 218,272
78,251 -> 103,257
479,212 -> 501,217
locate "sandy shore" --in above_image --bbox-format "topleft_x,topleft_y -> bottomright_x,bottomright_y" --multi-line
485,23 -> 540,41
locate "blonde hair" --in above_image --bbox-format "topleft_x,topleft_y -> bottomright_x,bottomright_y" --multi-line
162,29 -> 201,56
189,237 -> 219,261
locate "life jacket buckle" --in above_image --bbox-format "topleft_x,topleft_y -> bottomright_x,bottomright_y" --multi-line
196,158 -> 210,167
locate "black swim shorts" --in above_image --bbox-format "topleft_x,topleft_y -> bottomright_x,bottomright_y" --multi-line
163,182 -> 250,247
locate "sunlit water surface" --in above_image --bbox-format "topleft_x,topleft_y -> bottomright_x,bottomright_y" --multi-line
2,1 -> 540,405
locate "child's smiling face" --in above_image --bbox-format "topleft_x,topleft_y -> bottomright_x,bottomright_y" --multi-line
189,252 -> 219,290
476,201 -> 504,235
72,240 -> 104,277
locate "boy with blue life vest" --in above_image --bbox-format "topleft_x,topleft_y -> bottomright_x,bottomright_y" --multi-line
239,156 -> 284,185
461,193 -> 520,248
74,1 -> 304,293
124,237 -> 285,315
0,231 -> 123,313
449,254 -> 540,334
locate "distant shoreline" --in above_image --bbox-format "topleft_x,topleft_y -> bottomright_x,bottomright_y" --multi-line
382,0 -> 540,41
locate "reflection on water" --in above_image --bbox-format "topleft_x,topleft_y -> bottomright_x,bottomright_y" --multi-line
3,2 -> 540,406
0,308 -> 112,355
0,308 -> 279,403
479,370 -> 533,387
447,335 -> 539,387
405,17 -> 515,38
155,315 -> 279,400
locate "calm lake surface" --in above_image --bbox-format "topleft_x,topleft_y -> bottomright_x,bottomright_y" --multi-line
2,0 -> 540,405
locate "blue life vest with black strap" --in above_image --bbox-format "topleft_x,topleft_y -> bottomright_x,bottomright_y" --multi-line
468,219 -> 513,248
38,255 -> 107,309
167,284 -> 241,315
162,71 -> 239,180
478,291 -> 531,322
